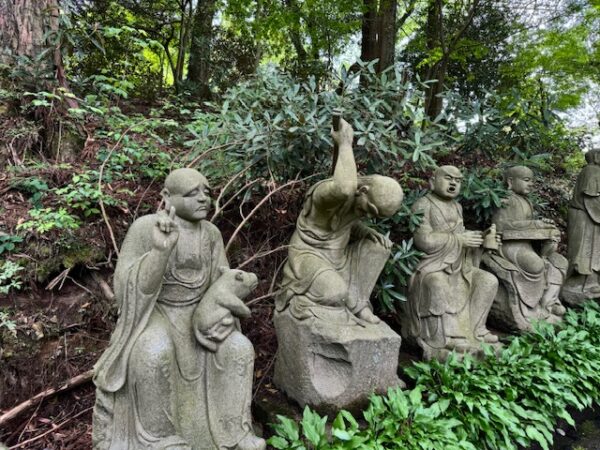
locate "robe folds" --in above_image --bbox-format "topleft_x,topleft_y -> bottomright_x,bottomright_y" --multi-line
93,215 -> 254,450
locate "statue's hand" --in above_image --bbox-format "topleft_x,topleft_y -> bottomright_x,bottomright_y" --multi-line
153,206 -> 179,252
459,230 -> 484,248
331,118 -> 353,148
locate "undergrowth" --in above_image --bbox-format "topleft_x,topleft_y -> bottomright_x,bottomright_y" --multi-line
269,302 -> 600,450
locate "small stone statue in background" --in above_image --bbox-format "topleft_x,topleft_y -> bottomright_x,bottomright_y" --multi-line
405,165 -> 500,360
563,148 -> 600,305
274,117 -> 405,412
93,168 -> 265,450
482,166 -> 567,331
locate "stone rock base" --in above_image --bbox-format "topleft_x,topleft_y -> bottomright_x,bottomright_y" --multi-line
273,309 -> 404,414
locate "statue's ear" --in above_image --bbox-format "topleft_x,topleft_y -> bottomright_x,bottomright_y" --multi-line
219,266 -> 228,275
429,177 -> 435,190
507,177 -> 513,190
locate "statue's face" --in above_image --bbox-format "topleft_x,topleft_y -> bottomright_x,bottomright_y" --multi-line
432,170 -> 462,199
168,179 -> 211,222
509,174 -> 534,195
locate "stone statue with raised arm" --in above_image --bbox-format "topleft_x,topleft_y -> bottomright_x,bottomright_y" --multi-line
273,117 -> 405,412
404,165 -> 500,360
563,148 -> 600,305
92,168 -> 265,450
482,166 -> 567,330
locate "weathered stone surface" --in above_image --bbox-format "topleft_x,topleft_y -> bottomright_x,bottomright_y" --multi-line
404,165 -> 501,360
564,149 -> 600,306
273,116 -> 405,411
482,165 -> 567,331
274,309 -> 403,413
92,168 -> 265,450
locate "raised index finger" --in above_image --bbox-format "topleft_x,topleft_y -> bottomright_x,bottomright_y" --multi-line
169,206 -> 176,220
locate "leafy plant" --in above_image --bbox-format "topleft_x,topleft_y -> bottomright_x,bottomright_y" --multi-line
0,311 -> 17,338
0,235 -> 23,255
459,169 -> 509,225
269,303 -> 600,450
0,261 -> 24,295
17,208 -> 80,234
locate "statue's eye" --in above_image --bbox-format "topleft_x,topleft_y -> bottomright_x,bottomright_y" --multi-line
185,189 -> 199,197
235,272 -> 244,281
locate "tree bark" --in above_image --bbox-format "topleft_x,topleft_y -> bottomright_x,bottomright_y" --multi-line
187,0 -> 218,100
376,0 -> 397,73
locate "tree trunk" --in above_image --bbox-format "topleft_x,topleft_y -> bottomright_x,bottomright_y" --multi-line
376,0 -> 397,73
361,0 -> 379,64
0,0 -> 80,161
187,0 -> 218,100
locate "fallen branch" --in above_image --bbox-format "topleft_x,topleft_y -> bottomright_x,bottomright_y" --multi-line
8,406 -> 93,449
90,272 -> 115,303
0,370 -> 94,427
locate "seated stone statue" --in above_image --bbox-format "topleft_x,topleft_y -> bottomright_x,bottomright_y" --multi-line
482,166 -> 567,330
275,119 -> 403,325
274,118 -> 405,412
405,165 -> 500,360
563,148 -> 600,305
92,168 -> 265,450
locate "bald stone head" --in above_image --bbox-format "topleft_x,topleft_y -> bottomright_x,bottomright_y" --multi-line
356,175 -> 404,218
431,165 -> 463,200
505,165 -> 534,195
162,168 -> 211,222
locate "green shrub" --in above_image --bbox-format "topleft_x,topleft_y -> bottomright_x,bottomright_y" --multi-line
269,303 -> 600,450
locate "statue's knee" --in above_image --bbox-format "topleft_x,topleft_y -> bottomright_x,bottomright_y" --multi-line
131,325 -> 174,372
310,271 -> 348,306
476,270 -> 498,291
220,331 -> 255,359
516,252 -> 544,274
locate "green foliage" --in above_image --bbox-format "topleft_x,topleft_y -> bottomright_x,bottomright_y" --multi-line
270,303 -> 600,450
376,239 -> 422,311
54,170 -> 126,217
10,177 -> 49,208
455,90 -> 580,167
459,169 -> 509,225
0,311 -> 17,338
0,235 -> 23,256
17,208 -> 80,235
0,261 -> 24,295
185,64 -> 449,187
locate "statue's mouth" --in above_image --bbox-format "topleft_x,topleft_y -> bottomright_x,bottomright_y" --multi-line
448,186 -> 456,193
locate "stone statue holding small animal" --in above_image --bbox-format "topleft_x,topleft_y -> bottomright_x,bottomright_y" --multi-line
482,166 -> 567,330
273,117 -> 405,412
92,168 -> 265,450
563,148 -> 600,305
404,165 -> 500,360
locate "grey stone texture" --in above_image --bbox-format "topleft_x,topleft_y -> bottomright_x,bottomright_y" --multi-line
564,149 -> 600,305
273,117 -> 405,411
404,165 -> 501,361
482,166 -> 567,331
92,168 -> 265,450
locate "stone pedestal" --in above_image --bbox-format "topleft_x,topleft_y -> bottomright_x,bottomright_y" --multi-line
273,309 -> 404,414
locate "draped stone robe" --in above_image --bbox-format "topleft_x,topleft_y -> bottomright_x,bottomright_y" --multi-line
93,215 -> 255,450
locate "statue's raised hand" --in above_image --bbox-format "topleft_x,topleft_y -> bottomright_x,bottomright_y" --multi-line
459,230 -> 484,248
331,118 -> 353,148
153,206 -> 179,252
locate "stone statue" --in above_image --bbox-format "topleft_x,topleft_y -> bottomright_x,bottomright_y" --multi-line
482,166 -> 567,330
273,117 -> 405,412
563,148 -> 600,305
404,165 -> 500,360
92,168 -> 265,450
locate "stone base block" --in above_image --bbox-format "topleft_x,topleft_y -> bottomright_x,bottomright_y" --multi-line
273,309 -> 404,414
561,285 -> 600,307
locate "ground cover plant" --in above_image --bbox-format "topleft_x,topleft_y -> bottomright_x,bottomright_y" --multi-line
269,301 -> 600,450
